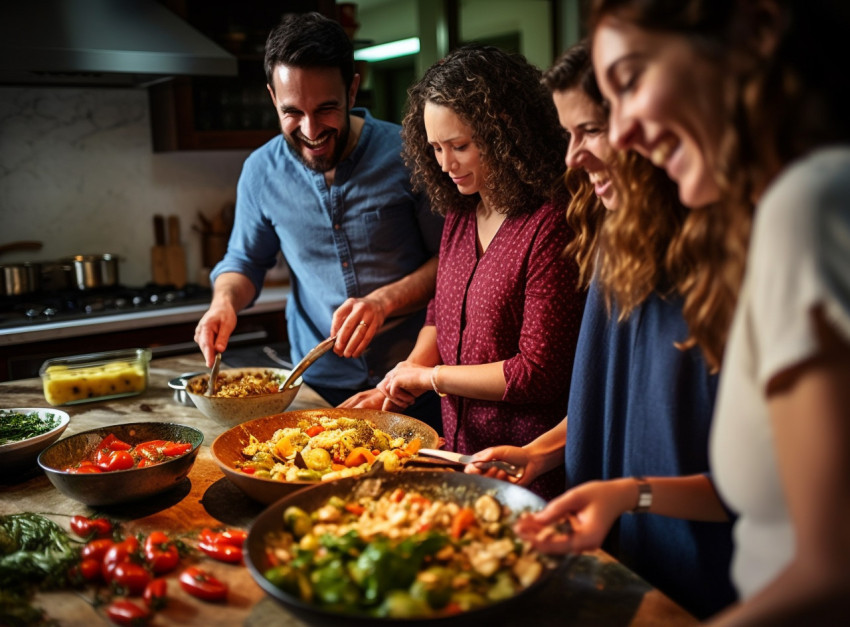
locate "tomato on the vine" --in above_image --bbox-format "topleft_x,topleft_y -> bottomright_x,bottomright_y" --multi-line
105,599 -> 150,626
179,566 -> 228,602
112,562 -> 151,595
198,539 -> 243,563
102,537 -> 140,582
70,557 -> 102,583
82,538 -> 115,562
143,578 -> 168,610
143,531 -> 179,574
70,515 -> 112,538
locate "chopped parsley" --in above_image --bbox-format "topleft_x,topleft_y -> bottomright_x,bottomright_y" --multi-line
0,411 -> 61,445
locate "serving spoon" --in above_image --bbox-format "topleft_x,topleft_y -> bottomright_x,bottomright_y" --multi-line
205,353 -> 221,397
278,336 -> 337,391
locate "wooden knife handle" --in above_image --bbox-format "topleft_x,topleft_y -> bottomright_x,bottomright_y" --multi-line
167,215 -> 181,245
153,214 -> 166,246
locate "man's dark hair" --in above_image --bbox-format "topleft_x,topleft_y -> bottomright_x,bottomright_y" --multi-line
264,12 -> 355,92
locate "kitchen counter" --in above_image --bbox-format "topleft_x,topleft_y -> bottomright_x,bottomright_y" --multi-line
0,354 -> 697,626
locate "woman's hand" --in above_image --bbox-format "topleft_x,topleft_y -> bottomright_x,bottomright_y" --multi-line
377,361 -> 431,408
337,388 -> 386,410
464,446 -> 537,487
515,479 -> 636,554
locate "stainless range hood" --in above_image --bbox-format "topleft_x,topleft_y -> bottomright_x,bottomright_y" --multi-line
0,0 -> 237,88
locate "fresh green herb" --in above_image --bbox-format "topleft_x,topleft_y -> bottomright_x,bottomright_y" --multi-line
0,514 -> 79,627
0,411 -> 60,445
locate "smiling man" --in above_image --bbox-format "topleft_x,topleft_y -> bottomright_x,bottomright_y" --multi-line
195,12 -> 444,432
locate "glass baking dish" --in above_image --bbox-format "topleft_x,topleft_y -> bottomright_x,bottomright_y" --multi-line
39,348 -> 152,406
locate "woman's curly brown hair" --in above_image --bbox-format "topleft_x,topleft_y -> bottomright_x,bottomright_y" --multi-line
402,44 -> 568,217
543,42 -> 688,322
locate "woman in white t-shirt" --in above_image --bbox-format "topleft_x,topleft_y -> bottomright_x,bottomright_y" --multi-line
518,0 -> 850,623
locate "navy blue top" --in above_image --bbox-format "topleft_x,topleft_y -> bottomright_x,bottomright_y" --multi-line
212,109 -> 444,389
565,280 -> 737,619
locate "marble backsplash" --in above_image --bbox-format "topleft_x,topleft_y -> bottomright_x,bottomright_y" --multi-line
0,86 -> 252,287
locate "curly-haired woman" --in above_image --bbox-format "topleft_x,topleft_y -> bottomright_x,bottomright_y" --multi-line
470,41 -> 736,619
366,44 -> 585,499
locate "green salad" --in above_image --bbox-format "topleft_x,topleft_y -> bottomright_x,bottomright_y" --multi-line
0,411 -> 60,445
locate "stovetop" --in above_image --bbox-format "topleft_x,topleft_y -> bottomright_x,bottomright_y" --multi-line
0,283 -> 213,331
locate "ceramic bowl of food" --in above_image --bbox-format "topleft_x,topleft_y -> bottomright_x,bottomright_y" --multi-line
181,367 -> 302,424
37,422 -> 204,506
0,408 -> 71,470
210,408 -> 440,504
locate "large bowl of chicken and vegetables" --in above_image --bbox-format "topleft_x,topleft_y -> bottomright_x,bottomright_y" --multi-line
244,469 -> 564,624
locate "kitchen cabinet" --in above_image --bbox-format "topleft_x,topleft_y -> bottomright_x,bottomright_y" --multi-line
150,0 -> 337,151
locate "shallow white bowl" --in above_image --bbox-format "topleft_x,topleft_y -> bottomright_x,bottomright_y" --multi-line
0,407 -> 71,469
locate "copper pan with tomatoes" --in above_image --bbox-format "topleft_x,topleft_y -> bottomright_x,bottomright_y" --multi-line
37,422 -> 203,506
210,408 -> 440,505
245,468 -> 567,625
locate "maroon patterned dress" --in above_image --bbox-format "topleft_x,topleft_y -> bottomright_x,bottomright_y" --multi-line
426,200 -> 584,498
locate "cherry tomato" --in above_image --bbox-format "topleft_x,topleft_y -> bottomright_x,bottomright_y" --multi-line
67,465 -> 103,474
112,562 -> 151,595
70,515 -> 112,538
134,440 -> 169,460
305,425 -> 325,437
82,538 -> 115,562
105,599 -> 150,626
179,566 -> 228,602
98,450 -> 135,472
217,529 -> 247,546
143,578 -> 168,610
102,537 -> 140,582
198,539 -> 243,563
161,441 -> 192,457
70,557 -> 102,582
98,433 -> 133,452
143,531 -> 179,574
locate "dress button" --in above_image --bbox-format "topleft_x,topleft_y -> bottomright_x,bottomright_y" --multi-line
342,261 -> 349,268
334,224 -> 341,230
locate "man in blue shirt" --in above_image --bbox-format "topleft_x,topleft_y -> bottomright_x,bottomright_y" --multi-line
194,12 -> 444,431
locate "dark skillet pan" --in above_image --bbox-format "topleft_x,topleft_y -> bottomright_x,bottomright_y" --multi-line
245,469 -> 566,626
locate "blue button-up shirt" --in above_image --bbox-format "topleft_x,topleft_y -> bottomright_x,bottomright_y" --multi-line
212,109 -> 443,389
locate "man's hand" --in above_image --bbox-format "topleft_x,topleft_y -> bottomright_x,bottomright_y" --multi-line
194,301 -> 238,367
338,388 -> 386,409
330,297 -> 387,358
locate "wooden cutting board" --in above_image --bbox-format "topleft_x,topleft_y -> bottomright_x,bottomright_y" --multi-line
151,214 -> 169,285
166,214 -> 187,288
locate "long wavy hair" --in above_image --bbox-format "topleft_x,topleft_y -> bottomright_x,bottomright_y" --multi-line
589,0 -> 850,370
542,42 -> 687,321
587,0 -> 749,370
402,45 -> 568,217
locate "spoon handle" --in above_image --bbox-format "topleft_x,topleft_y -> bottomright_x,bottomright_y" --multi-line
205,353 -> 221,397
279,336 -> 337,391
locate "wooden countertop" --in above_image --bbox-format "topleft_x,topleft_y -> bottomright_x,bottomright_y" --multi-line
0,354 -> 697,626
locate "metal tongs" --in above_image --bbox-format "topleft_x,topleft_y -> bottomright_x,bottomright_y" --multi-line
416,448 -> 524,478
278,336 -> 337,391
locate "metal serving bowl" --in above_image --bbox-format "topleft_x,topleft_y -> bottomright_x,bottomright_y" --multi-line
245,469 -> 565,626
182,367 -> 302,425
210,408 -> 440,504
37,422 -> 203,506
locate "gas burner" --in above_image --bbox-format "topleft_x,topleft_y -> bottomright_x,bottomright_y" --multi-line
0,283 -> 213,330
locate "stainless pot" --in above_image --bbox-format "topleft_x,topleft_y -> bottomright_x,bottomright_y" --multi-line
0,262 -> 41,295
69,254 -> 120,290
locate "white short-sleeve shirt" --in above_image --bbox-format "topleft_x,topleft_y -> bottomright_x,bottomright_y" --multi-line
711,147 -> 850,599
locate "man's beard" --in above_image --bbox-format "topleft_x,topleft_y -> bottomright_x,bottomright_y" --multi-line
283,117 -> 350,174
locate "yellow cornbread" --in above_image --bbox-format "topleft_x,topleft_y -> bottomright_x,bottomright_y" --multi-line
43,360 -> 147,406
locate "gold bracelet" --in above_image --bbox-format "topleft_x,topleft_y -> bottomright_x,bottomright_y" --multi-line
631,476 -> 652,514
430,365 -> 447,397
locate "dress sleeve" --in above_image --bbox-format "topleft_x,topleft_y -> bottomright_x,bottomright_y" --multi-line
749,149 -> 850,389
502,205 -> 585,403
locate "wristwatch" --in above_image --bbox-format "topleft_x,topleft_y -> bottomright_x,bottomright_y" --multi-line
632,477 -> 652,514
